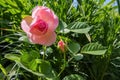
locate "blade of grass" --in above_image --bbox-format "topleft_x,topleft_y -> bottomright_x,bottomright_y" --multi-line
0,64 -> 7,76
116,0 -> 120,15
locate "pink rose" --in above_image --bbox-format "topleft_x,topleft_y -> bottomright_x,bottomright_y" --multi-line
58,40 -> 66,53
21,6 -> 59,46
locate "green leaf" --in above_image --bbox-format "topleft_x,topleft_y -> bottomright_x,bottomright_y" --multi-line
81,43 -> 107,55
73,54 -> 83,61
20,50 -> 40,67
67,42 -> 80,54
62,74 -> 86,80
17,61 -> 46,78
59,20 -> 67,29
5,53 -> 52,78
4,54 -> 46,78
4,54 -> 20,62
29,59 -> 38,71
8,9 -> 20,14
19,36 -> 30,43
111,57 -> 120,68
98,0 -> 105,5
0,64 -> 7,76
6,0 -> 18,8
67,22 -> 92,33
85,33 -> 91,42
37,59 -> 53,78
0,0 -> 7,7
58,20 -> 70,34
20,52 -> 33,67
70,27 -> 91,33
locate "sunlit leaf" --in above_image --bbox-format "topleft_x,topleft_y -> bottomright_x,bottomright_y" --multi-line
0,64 -> 7,76
4,54 -> 20,62
19,36 -> 29,43
85,33 -> 91,42
81,43 -> 107,55
73,53 -> 83,61
0,0 -> 7,7
17,61 -> 46,77
58,20 -> 70,34
5,54 -> 46,77
67,22 -> 92,33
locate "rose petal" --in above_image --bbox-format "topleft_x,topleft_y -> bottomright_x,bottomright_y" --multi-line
29,19 -> 48,36
53,15 -> 59,29
21,16 -> 33,34
32,6 -> 40,19
32,6 -> 59,31
30,29 -> 56,46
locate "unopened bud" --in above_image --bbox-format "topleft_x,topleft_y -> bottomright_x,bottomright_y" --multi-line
58,40 -> 66,53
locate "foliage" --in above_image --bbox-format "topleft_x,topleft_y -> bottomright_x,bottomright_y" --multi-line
0,0 -> 120,80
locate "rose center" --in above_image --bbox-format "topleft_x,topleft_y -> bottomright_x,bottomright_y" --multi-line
37,21 -> 47,32
30,19 -> 48,35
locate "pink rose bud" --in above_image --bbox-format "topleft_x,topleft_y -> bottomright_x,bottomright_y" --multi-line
21,6 -> 59,46
58,40 -> 66,52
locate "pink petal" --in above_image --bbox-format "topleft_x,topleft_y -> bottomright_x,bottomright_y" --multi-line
32,6 -> 41,19
32,6 -> 59,31
30,29 -> 56,46
53,15 -> 59,29
29,19 -> 48,36
21,16 -> 33,34
58,40 -> 65,52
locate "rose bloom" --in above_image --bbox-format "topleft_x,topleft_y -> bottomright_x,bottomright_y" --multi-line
58,40 -> 66,52
21,6 -> 59,46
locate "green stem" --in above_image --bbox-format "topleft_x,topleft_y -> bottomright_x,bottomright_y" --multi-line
43,46 -> 46,60
57,53 -> 66,77
14,66 -> 20,80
